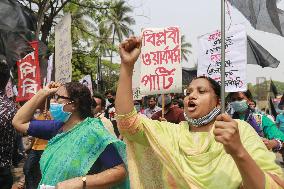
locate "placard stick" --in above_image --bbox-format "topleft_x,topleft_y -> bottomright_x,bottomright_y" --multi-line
44,98 -> 48,120
162,94 -> 165,118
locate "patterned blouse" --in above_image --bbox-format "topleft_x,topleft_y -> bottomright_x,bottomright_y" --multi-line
0,91 -> 17,168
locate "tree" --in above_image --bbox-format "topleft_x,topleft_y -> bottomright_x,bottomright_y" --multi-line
19,0 -> 71,43
181,34 -> 192,62
16,0 -> 135,91
107,0 -> 135,63
91,22 -> 113,92
249,80 -> 284,100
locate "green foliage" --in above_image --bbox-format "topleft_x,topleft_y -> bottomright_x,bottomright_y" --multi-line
65,0 -> 134,90
18,1 -> 193,92
248,80 -> 284,99
181,34 -> 192,62
20,0 -> 134,91
273,81 -> 284,95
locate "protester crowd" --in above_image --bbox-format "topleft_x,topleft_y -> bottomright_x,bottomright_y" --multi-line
1,38 -> 284,189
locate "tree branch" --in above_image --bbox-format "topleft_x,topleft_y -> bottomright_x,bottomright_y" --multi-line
74,24 -> 97,39
70,0 -> 112,10
52,0 -> 71,18
36,0 -> 51,39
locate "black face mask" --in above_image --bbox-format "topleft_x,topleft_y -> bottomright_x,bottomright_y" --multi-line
108,98 -> 114,104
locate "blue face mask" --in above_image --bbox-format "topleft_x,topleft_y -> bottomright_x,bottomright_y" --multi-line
231,100 -> 248,113
49,102 -> 72,123
134,104 -> 141,112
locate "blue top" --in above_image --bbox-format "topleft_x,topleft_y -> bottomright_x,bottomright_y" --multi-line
27,120 -> 123,174
276,113 -> 284,133
28,120 -> 63,140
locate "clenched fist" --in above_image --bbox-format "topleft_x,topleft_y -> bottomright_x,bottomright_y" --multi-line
213,113 -> 245,156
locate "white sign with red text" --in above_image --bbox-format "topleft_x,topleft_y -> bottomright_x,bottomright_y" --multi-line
140,26 -> 182,95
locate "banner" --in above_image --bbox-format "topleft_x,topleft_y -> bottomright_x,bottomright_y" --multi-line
140,26 -> 182,95
79,75 -> 93,96
247,35 -> 279,68
55,14 -> 72,83
228,0 -> 284,37
16,41 -> 41,102
198,24 -> 247,92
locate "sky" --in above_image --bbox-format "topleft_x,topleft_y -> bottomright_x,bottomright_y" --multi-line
125,0 -> 284,84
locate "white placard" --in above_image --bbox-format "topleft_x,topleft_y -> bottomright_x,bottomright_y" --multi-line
80,75 -> 93,96
55,14 -> 72,83
132,60 -> 142,100
13,85 -> 18,96
46,53 -> 54,85
197,24 -> 247,92
140,26 -> 182,95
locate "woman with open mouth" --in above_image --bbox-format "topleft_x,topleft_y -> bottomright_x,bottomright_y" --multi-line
115,36 -> 284,189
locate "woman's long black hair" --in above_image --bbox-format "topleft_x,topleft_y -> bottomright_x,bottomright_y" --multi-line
64,82 -> 93,119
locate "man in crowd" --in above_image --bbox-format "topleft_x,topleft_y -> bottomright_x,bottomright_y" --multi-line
104,90 -> 120,137
0,57 -> 18,189
104,90 -> 116,121
143,95 -> 161,118
151,94 -> 185,124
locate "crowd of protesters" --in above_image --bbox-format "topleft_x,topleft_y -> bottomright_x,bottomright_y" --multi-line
1,38 -> 284,189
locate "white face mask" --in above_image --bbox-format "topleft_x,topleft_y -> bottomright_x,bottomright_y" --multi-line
134,104 -> 141,112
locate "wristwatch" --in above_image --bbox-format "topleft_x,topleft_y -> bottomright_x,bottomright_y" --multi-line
82,176 -> 87,189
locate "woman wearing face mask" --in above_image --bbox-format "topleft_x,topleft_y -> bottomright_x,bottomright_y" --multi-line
228,91 -> 284,153
12,82 -> 129,189
115,37 -> 284,189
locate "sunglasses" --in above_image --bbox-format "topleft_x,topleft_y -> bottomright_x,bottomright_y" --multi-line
52,94 -> 74,101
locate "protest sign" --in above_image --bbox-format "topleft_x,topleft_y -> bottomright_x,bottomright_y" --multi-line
55,14 -> 72,83
132,60 -> 142,100
140,26 -> 182,95
80,75 -> 93,95
16,41 -> 41,102
198,25 -> 247,92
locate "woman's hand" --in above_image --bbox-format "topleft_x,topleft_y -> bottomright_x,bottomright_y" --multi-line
262,138 -> 278,150
119,36 -> 141,69
42,81 -> 62,96
55,177 -> 82,189
213,113 -> 245,156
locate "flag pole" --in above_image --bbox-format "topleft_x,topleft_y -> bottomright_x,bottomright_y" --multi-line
221,0 -> 226,113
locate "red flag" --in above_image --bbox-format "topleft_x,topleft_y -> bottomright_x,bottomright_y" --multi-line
16,41 -> 41,102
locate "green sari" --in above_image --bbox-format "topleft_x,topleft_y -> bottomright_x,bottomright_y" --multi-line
39,117 -> 129,188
